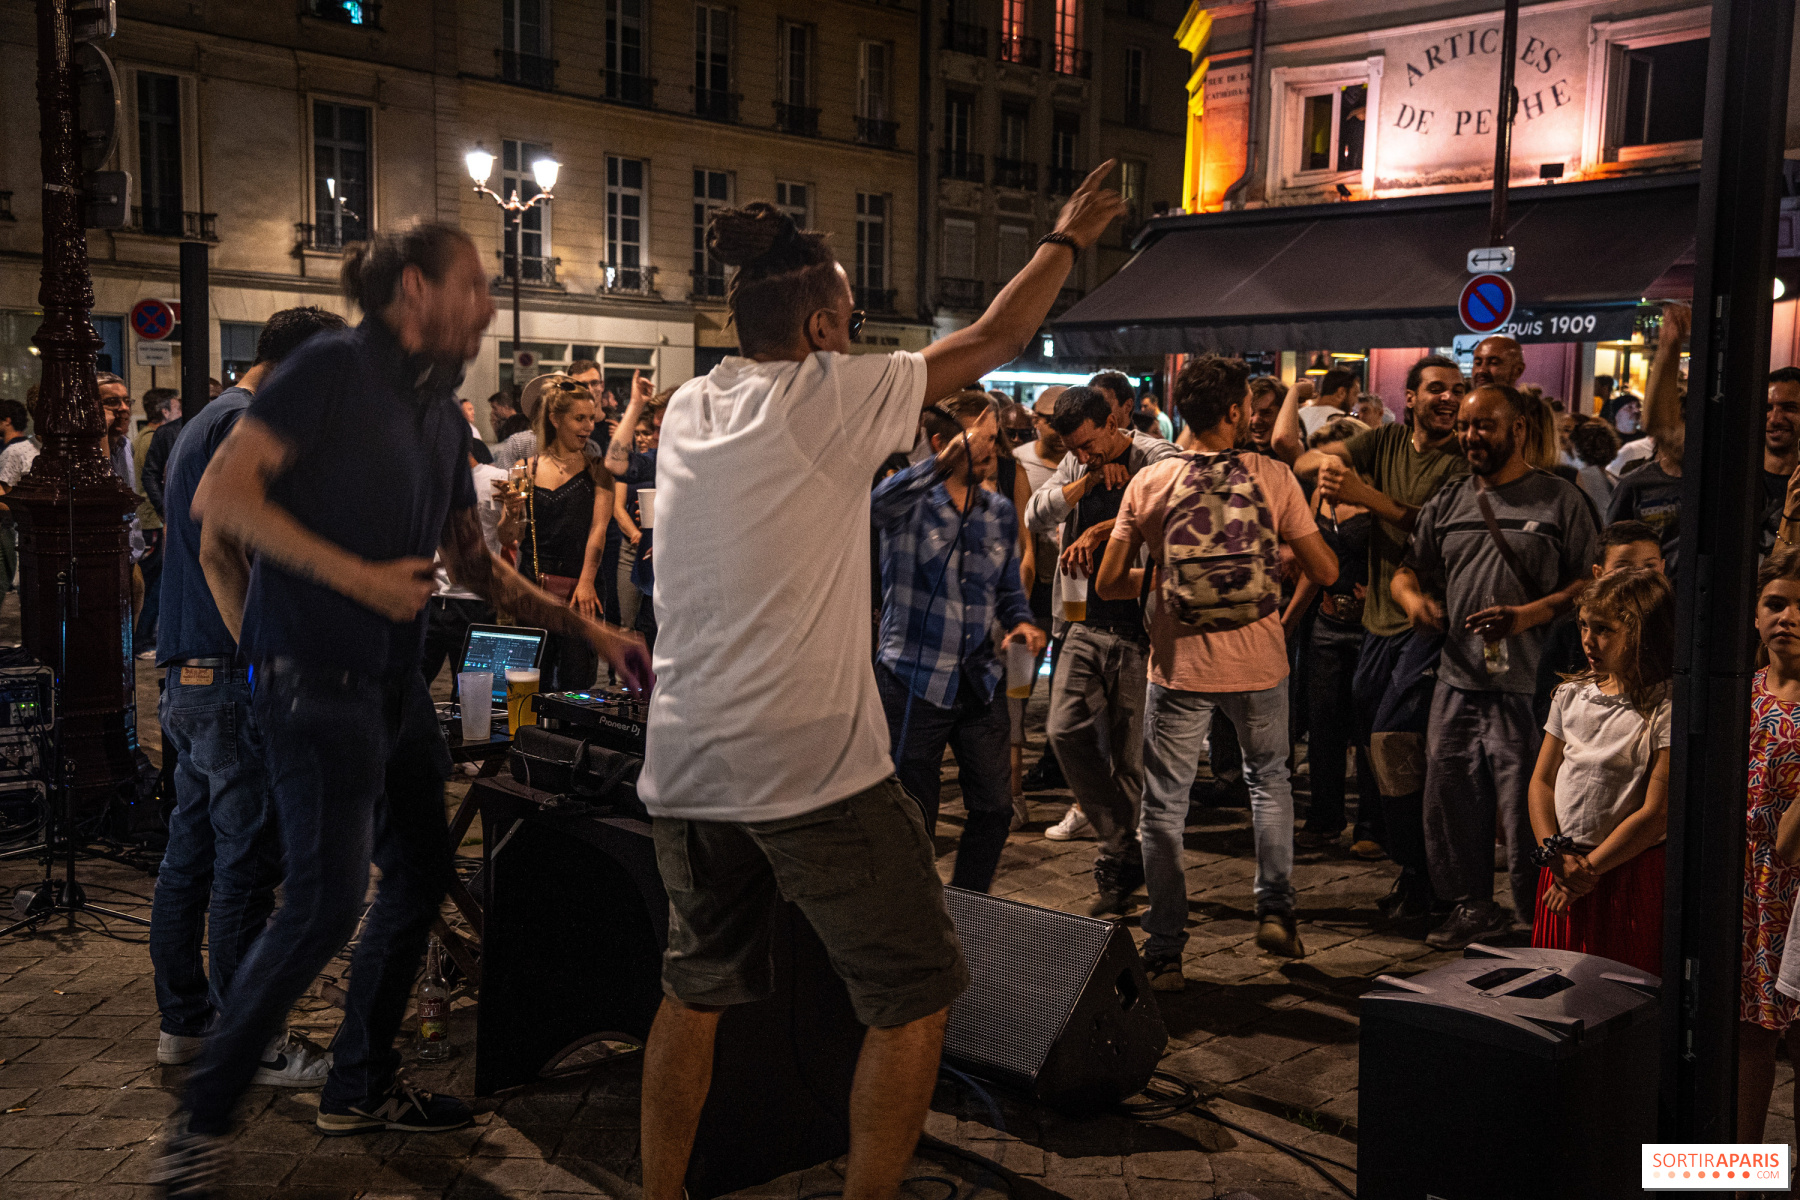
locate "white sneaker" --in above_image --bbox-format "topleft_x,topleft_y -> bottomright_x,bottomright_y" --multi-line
1044,806 -> 1093,841
253,1031 -> 332,1088
157,1031 -> 206,1065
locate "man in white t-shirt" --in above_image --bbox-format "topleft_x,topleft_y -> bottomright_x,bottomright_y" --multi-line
638,167 -> 1126,1200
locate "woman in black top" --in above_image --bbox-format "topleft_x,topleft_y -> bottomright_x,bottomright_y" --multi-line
521,379 -> 615,690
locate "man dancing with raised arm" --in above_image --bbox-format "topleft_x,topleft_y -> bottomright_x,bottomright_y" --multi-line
639,165 -> 1123,1200
152,225 -> 649,1198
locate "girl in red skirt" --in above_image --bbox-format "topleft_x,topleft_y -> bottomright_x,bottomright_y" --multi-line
1527,568 -> 1673,975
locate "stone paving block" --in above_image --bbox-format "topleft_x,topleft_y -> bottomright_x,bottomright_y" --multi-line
25,992 -> 107,1017
89,996 -> 159,1018
0,1060 -> 75,1088
56,1061 -> 149,1088
559,1126 -> 637,1162
1045,1149 -> 1124,1177
4,1146 -> 131,1182
455,1154 -> 557,1193
228,1114 -> 324,1155
1038,1177 -> 1129,1200
100,1087 -> 178,1120
0,1011 -> 81,1038
476,1118 -> 560,1157
56,1115 -> 161,1151
0,1144 -> 33,1176
218,1150 -> 302,1186
0,1113 -> 75,1148
17,1036 -> 110,1064
1161,1042 -> 1273,1088
15,1084 -> 108,1116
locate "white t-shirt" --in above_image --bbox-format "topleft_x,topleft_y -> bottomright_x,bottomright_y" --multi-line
1608,437 -> 1654,476
1544,680 -> 1671,851
1011,441 -> 1060,495
0,439 -> 40,488
1299,404 -> 1350,440
433,462 -> 508,600
640,351 -> 927,821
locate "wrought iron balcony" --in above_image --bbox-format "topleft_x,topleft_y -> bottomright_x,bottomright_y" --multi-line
854,286 -> 897,313
293,222 -> 368,252
602,69 -> 656,107
999,34 -> 1041,67
1047,165 -> 1083,195
690,270 -> 728,301
992,158 -> 1038,190
942,20 -> 988,56
494,252 -> 561,286
939,277 -> 984,309
129,207 -> 218,241
599,263 -> 660,298
774,102 -> 821,137
497,49 -> 556,90
1054,47 -> 1092,78
939,149 -> 985,183
695,89 -> 741,122
307,0 -> 379,25
856,117 -> 900,148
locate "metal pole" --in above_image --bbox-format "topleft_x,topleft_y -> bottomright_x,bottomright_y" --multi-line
179,241 -> 209,417
1664,0 -> 1796,1143
1487,0 -> 1519,245
511,210 -> 522,378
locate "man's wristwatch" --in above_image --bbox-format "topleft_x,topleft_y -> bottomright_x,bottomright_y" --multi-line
1038,232 -> 1081,255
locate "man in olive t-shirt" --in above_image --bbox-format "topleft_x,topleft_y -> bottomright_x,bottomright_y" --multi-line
1283,354 -> 1468,918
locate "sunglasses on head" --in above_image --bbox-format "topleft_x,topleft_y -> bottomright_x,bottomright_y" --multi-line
848,309 -> 867,340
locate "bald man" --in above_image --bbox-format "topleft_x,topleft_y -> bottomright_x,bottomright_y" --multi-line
1469,336 -> 1525,390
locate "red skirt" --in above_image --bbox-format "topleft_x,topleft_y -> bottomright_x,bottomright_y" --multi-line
1531,844 -> 1665,976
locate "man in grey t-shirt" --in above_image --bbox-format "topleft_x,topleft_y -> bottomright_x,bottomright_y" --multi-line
1392,385 -> 1599,951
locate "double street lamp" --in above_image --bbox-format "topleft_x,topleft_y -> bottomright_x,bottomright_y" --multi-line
465,147 -> 561,389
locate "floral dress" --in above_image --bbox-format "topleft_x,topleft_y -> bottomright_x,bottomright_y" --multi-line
1744,669 -> 1800,1029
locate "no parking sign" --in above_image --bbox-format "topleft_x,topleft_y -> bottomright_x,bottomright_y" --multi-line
1458,275 -> 1515,334
130,298 -> 177,341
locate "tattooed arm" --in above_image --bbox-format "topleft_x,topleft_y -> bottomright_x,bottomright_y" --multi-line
441,505 -> 654,692
192,415 -> 436,624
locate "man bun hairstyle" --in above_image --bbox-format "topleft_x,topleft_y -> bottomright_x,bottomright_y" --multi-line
706,202 -> 842,356
1406,353 -> 1463,394
1171,354 -> 1251,434
340,223 -> 474,314
1049,385 -> 1113,437
254,305 -> 349,367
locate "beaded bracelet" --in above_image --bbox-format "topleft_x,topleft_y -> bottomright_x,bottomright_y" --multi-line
1529,834 -> 1577,868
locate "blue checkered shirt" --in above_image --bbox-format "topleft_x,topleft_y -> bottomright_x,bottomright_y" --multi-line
873,458 -> 1034,708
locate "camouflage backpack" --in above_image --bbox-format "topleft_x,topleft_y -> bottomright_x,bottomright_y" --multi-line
1156,450 -> 1281,632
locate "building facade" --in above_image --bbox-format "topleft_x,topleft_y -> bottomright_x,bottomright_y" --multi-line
0,0 -> 927,426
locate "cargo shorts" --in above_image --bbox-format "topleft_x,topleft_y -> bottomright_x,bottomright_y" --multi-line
651,776 -> 970,1029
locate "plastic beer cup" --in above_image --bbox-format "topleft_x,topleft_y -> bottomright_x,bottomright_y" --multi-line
506,668 -> 541,736
1006,641 -> 1034,699
457,672 -> 493,741
1063,572 -> 1088,623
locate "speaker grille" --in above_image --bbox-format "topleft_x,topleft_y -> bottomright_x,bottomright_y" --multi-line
942,887 -> 1114,1079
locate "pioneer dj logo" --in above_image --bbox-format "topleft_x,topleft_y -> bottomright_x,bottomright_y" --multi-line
1643,1144 -> 1789,1189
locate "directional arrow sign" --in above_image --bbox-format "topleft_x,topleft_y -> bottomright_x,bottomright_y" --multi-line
1459,274 -> 1516,334
1466,245 -> 1516,274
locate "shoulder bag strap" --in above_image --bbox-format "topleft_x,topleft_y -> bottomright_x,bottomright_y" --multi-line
1473,478 -> 1542,602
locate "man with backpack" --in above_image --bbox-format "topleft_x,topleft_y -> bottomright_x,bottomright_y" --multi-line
1096,356 -> 1338,987
1023,386 -> 1179,915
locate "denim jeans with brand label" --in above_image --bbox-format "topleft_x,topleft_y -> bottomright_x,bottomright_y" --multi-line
182,664 -> 453,1133
149,668 -> 280,1037
1140,680 -> 1295,960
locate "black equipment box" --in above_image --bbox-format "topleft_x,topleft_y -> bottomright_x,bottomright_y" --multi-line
0,650 -> 53,791
1359,944 -> 1660,1200
532,688 -> 647,755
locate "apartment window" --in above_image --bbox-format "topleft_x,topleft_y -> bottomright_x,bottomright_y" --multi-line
502,0 -> 553,88
137,72 -> 182,237
1120,159 -> 1146,230
1053,0 -> 1084,75
997,223 -> 1031,279
501,139 -> 552,282
775,181 -> 810,227
1000,106 -> 1027,160
220,322 -> 262,385
858,42 -> 889,121
606,156 -> 649,292
946,94 -> 973,156
692,168 -> 733,298
605,0 -> 649,103
1124,48 -> 1147,124
780,22 -> 811,106
942,218 -> 977,279
695,4 -> 734,119
312,101 -> 370,250
1049,111 -> 1079,192
1002,0 -> 1025,44
1298,82 -> 1366,174
1613,37 -> 1708,152
996,106 -> 1034,188
855,193 -> 887,308
1000,0 -> 1037,65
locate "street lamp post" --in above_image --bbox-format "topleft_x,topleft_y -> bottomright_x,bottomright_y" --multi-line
465,148 -> 560,389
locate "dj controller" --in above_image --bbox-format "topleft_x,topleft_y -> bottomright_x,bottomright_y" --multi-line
529,688 -> 648,756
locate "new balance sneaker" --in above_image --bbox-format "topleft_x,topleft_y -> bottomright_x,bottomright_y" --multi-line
1044,806 -> 1092,842
1425,901 -> 1513,952
1255,912 -> 1306,959
157,1032 -> 205,1066
148,1115 -> 226,1198
254,1031 -> 331,1088
1144,953 -> 1186,993
315,1076 -> 473,1136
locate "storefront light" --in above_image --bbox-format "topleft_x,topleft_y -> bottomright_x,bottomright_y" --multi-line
1330,351 -> 1367,362
1777,277 -> 1788,301
1304,352 -> 1331,376
982,370 -> 1094,386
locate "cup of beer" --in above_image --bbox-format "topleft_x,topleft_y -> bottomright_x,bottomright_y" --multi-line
1062,572 -> 1088,623
638,487 -> 656,530
1005,640 -> 1034,699
505,668 -> 541,736
507,463 -> 531,497
457,671 -> 493,741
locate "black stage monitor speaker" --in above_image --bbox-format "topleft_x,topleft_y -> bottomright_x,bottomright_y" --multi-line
941,887 -> 1166,1109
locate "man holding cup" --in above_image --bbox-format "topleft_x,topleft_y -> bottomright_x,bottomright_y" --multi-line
870,392 -> 1045,893
1023,385 -> 1178,916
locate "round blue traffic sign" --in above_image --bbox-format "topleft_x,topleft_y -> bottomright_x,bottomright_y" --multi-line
131,298 -> 175,341
1458,274 -> 1516,334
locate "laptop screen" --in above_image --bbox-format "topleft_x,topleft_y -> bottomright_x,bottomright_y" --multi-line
459,626 -> 547,704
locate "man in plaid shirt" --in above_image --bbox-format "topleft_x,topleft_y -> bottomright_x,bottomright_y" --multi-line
873,392 -> 1047,893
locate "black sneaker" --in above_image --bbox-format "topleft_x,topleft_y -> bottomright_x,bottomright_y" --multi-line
1088,855 -> 1143,918
1021,753 -> 1066,793
149,1116 -> 226,1198
316,1076 -> 473,1136
1425,901 -> 1512,952
1376,877 -> 1435,921
1144,953 -> 1186,992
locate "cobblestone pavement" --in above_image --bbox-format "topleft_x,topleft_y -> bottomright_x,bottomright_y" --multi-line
0,637 -> 1783,1197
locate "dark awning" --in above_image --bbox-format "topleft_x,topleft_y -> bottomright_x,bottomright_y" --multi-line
1051,172 -> 1700,357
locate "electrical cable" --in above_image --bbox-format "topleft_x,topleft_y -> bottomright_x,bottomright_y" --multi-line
936,1065 -> 1006,1135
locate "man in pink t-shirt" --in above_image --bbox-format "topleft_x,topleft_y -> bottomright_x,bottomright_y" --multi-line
1097,355 -> 1338,988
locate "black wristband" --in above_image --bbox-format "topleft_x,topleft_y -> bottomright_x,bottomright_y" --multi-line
1037,231 -> 1081,255
1529,834 -> 1577,868
1786,508 -> 1800,522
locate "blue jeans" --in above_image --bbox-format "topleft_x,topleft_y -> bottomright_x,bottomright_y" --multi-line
183,663 -> 454,1133
149,668 -> 280,1037
1140,680 -> 1296,959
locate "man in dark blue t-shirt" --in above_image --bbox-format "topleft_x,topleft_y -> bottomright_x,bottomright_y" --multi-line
156,227 -> 651,1191
149,306 -> 346,1092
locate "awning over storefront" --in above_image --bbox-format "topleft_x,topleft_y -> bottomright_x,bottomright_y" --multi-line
1052,173 -> 1700,357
